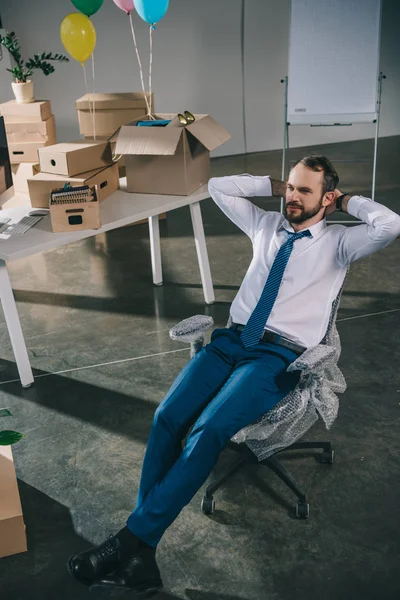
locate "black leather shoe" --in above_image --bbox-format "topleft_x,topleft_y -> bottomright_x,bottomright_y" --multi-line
67,534 -> 133,585
90,546 -> 163,597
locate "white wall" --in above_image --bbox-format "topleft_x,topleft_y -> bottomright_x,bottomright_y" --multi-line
0,0 -> 399,156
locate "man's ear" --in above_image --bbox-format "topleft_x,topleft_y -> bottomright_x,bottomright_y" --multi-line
322,191 -> 336,207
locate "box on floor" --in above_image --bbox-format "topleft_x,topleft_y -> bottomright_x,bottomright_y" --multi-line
76,92 -> 154,137
0,446 -> 27,559
27,162 -> 119,208
113,113 -> 231,195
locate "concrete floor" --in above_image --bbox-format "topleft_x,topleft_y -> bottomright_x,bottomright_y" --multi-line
0,136 -> 399,600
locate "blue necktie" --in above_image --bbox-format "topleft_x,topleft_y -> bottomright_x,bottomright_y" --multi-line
240,229 -> 312,348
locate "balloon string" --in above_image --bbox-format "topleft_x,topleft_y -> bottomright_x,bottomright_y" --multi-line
91,52 -> 96,140
82,63 -> 94,133
128,12 -> 154,119
149,25 -> 153,117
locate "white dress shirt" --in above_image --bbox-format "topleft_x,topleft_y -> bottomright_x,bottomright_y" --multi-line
208,175 -> 400,348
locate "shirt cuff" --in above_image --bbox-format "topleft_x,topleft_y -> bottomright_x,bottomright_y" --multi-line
247,174 -> 272,197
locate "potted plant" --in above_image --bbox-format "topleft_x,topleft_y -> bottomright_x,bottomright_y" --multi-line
0,31 -> 69,104
0,408 -> 24,446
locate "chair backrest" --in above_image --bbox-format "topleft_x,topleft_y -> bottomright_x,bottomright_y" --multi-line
232,274 -> 348,460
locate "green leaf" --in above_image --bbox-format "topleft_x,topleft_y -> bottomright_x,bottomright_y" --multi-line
0,431 -> 24,446
0,409 -> 12,418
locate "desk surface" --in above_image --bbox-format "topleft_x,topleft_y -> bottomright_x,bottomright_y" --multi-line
0,179 -> 210,261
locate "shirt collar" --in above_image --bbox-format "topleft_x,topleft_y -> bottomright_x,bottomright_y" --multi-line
278,216 -> 327,238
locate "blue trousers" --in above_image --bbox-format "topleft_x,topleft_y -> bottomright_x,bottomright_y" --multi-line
127,326 -> 301,547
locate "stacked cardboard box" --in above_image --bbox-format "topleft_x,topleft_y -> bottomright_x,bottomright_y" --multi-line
27,139 -> 119,231
75,92 -> 154,139
0,100 -> 57,197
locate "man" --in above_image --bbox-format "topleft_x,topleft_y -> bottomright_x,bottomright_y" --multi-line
68,156 -> 400,596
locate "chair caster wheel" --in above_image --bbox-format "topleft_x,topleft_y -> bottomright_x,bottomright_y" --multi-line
321,450 -> 335,464
295,501 -> 310,519
201,496 -> 215,515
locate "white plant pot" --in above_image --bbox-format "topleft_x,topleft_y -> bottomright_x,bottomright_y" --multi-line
11,80 -> 35,104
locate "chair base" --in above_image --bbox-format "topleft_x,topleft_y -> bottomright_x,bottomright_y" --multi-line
202,440 -> 334,520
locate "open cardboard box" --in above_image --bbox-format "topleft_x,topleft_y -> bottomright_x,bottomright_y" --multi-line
76,93 -> 154,137
0,446 -> 27,559
28,162 -> 119,208
113,113 -> 231,196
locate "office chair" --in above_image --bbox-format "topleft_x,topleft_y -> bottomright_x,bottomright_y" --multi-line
169,284 -> 346,519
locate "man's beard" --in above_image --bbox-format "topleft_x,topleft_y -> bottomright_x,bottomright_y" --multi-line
283,195 -> 324,224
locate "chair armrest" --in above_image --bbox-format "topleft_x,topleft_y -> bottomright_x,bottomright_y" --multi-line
169,315 -> 214,343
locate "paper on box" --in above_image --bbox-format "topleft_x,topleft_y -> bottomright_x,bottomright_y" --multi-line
6,115 -> 56,144
27,162 -> 119,208
76,93 -> 153,137
0,99 -> 52,122
0,446 -> 27,559
114,113 -> 231,195
39,140 -> 113,177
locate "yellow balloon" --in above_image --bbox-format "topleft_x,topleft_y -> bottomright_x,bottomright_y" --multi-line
60,13 -> 96,65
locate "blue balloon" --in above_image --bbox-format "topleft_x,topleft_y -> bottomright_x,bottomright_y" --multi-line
134,0 -> 169,24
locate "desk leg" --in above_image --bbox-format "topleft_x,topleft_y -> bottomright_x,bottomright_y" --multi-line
189,201 -> 215,305
148,215 -> 163,286
0,260 -> 34,388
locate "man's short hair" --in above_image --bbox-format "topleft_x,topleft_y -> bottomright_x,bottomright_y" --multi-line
292,155 -> 339,195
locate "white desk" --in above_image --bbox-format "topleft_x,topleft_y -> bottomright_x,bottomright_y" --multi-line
0,179 -> 214,387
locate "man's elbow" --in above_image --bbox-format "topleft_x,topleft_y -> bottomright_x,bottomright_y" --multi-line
372,213 -> 400,242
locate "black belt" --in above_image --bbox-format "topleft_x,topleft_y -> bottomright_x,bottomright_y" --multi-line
231,322 -> 306,355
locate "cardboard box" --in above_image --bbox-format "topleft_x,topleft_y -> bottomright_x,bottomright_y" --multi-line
50,185 -> 101,232
0,99 -> 52,123
0,165 -> 6,195
0,116 -> 13,193
114,113 -> 231,195
8,140 -> 51,164
28,162 -> 119,208
39,140 -> 113,177
12,162 -> 40,195
76,93 -> 154,137
6,115 -> 56,144
0,445 -> 27,559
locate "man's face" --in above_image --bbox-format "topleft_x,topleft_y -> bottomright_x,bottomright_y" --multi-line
284,163 -> 326,224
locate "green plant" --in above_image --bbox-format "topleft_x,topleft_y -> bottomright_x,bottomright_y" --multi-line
0,409 -> 24,446
0,31 -> 69,83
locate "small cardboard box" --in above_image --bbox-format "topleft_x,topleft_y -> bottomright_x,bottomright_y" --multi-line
27,162 -> 119,208
6,115 -> 56,144
50,185 -> 101,232
0,99 -> 52,123
76,93 -> 154,137
8,140 -> 52,164
39,140 -> 113,177
114,113 -> 231,195
0,446 -> 27,559
12,162 -> 40,195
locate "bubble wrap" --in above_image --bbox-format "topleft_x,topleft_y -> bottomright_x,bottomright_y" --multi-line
169,277 -> 347,462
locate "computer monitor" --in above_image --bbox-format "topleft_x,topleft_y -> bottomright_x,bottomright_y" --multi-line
0,115 -> 12,195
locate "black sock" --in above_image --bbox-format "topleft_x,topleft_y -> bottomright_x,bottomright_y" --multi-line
116,527 -> 154,554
